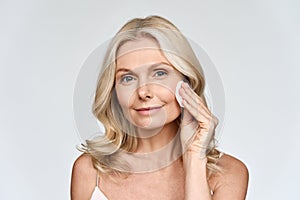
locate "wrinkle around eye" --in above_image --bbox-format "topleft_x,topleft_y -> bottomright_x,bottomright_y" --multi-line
119,75 -> 136,84
154,70 -> 168,77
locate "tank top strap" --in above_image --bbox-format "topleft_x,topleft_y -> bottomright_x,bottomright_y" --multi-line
90,172 -> 109,200
96,172 -> 99,187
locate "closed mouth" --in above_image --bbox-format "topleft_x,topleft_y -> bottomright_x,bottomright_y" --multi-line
135,106 -> 163,111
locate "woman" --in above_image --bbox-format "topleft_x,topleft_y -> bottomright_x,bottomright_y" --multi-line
71,15 -> 248,200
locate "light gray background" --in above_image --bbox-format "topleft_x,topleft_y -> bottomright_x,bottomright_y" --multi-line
0,0 -> 299,199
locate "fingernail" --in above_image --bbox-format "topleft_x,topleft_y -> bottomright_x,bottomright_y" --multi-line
183,82 -> 190,89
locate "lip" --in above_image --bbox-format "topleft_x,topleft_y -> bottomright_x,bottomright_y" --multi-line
135,106 -> 163,115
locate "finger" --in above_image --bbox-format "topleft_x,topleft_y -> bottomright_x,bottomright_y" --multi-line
180,84 -> 212,116
180,88 -> 211,120
182,99 -> 218,133
182,83 -> 211,113
179,83 -> 219,130
182,99 -> 210,123
181,109 -> 198,130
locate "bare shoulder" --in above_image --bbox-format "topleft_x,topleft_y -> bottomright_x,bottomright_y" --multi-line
71,154 -> 98,200
209,153 -> 249,200
218,153 -> 249,176
72,153 -> 96,175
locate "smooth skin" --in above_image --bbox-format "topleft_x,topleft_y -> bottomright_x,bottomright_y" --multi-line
71,37 -> 249,200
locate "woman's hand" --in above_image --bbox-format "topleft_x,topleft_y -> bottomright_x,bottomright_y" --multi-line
179,82 -> 219,159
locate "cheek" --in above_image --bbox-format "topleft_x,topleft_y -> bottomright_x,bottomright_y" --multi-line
115,89 -> 127,108
159,84 -> 181,117
158,80 -> 178,102
115,87 -> 132,122
159,88 -> 181,111
115,86 -> 133,108
162,90 -> 175,103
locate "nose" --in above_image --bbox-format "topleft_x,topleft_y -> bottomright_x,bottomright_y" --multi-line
137,84 -> 153,101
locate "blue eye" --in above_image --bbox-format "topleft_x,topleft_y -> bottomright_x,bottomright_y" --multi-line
120,75 -> 134,83
154,70 -> 167,77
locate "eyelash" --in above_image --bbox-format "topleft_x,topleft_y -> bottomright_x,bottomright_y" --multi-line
154,70 -> 167,77
120,75 -> 135,83
119,70 -> 168,84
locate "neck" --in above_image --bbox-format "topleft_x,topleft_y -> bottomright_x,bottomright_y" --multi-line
135,121 -> 179,153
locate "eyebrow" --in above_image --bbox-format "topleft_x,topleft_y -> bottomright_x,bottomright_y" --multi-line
116,62 -> 172,75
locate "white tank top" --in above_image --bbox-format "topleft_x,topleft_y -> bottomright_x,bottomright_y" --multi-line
90,174 -> 108,200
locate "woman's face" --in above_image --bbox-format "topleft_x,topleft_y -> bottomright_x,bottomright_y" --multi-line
115,37 -> 183,133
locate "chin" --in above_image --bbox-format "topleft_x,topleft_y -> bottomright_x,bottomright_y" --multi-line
134,118 -> 166,130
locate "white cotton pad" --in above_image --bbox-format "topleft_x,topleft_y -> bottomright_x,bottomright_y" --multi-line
175,80 -> 185,107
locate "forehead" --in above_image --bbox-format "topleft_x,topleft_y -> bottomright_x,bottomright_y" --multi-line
116,38 -> 170,70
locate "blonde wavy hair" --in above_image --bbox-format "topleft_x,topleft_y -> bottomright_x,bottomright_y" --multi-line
81,15 -> 222,177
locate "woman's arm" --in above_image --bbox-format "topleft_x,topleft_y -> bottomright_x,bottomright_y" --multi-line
179,82 -> 248,199
183,154 -> 212,200
71,154 -> 97,200
184,153 -> 249,200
